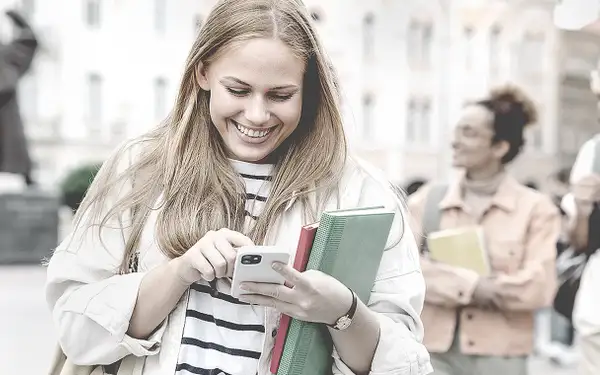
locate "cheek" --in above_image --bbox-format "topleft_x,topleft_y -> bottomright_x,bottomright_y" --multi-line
276,98 -> 303,128
209,89 -> 240,120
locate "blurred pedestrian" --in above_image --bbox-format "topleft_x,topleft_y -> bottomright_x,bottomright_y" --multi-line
43,0 -> 432,374
408,85 -> 560,375
0,10 -> 38,188
560,58 -> 600,375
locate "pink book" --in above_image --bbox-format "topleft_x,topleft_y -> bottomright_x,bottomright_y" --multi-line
269,222 -> 319,374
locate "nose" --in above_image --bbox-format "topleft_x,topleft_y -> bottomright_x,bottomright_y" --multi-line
245,96 -> 271,125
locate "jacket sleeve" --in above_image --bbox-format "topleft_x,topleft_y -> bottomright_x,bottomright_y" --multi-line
332,172 -> 433,375
493,195 -> 560,311
0,14 -> 38,94
45,144 -> 168,366
407,185 -> 479,308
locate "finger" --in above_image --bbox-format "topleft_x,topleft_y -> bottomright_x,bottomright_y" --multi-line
201,245 -> 228,279
213,236 -> 237,277
272,263 -> 305,288
240,282 -> 296,303
218,228 -> 254,247
191,253 -> 215,281
237,293 -> 296,314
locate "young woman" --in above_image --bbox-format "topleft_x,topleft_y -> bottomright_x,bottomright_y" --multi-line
45,1 -> 432,374
408,86 -> 561,375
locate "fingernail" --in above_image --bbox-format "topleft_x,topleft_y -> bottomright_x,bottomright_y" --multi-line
272,262 -> 282,271
240,283 -> 248,291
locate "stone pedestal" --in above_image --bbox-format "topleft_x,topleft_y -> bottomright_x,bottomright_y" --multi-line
0,190 -> 60,264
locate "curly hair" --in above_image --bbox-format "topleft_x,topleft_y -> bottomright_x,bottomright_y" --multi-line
475,84 -> 538,163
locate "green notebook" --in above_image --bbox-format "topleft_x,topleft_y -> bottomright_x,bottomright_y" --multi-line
276,206 -> 395,375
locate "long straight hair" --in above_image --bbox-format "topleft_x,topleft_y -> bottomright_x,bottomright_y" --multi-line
71,0 -> 348,273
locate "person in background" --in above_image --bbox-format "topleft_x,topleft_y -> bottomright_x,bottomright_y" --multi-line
560,59 -> 600,375
408,85 -> 560,375
532,169 -> 578,366
0,10 -> 38,189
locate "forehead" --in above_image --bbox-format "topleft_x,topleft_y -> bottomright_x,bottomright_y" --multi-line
208,38 -> 305,88
457,104 -> 493,130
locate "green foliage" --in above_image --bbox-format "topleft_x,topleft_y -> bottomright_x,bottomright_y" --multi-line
60,163 -> 102,211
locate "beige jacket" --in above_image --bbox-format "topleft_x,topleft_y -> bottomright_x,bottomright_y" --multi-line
408,175 -> 560,356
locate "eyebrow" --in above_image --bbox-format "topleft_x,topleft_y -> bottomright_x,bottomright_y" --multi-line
221,76 -> 299,90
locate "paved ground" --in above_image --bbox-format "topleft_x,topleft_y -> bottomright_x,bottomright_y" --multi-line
0,265 -> 579,374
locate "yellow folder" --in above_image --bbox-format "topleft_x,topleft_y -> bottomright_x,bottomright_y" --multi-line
426,226 -> 490,276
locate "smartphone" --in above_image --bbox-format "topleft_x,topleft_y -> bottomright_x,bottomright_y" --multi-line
230,246 -> 290,298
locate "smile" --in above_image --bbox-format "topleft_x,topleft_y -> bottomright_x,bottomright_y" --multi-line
232,120 -> 277,139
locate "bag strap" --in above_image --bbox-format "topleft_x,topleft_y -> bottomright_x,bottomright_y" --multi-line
422,184 -> 448,235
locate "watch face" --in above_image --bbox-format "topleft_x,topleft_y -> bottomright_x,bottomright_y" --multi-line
335,316 -> 352,330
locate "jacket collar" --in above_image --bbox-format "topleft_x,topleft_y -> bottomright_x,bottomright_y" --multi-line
439,171 -> 520,213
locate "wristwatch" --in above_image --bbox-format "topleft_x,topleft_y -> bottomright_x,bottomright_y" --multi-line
328,288 -> 357,331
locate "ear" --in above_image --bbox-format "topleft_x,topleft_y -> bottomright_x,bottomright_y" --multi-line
493,140 -> 510,161
196,63 -> 210,91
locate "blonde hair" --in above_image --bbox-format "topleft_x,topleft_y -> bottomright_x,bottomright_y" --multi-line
72,0 -> 347,273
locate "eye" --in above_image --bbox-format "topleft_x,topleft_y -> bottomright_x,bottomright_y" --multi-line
226,87 -> 249,97
269,93 -> 294,102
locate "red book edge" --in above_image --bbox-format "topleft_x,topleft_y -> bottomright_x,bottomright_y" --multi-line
269,222 -> 319,374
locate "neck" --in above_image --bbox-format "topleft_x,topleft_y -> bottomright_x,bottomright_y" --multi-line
462,166 -> 505,196
465,165 -> 503,181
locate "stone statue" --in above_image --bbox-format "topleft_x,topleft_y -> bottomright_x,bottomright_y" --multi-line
0,10 -> 38,192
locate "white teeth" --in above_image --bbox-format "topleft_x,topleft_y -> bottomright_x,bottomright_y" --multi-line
234,121 -> 273,138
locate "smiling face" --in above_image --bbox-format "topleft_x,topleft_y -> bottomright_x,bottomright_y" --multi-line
197,37 -> 305,163
451,104 -> 508,171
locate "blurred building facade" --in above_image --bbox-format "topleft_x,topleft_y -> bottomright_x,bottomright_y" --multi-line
8,0 -> 600,189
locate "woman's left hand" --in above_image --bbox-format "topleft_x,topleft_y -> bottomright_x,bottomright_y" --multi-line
238,262 -> 353,325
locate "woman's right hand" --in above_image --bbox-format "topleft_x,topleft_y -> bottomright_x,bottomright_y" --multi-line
173,228 -> 254,285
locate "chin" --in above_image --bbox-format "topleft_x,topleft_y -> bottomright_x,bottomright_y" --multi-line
231,149 -> 273,164
451,158 -> 463,168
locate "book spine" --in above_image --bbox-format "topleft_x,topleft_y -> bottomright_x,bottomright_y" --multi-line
277,214 -> 345,375
270,225 -> 318,374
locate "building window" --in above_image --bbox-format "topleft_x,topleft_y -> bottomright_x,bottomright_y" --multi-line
532,128 -> 543,150
407,20 -> 433,69
519,32 -> 545,77
154,0 -> 166,33
86,73 -> 102,134
310,8 -> 323,22
406,97 -> 432,144
362,94 -> 374,140
489,26 -> 501,75
154,77 -> 168,121
363,13 -> 375,62
463,27 -> 475,69
193,14 -> 203,34
85,0 -> 101,28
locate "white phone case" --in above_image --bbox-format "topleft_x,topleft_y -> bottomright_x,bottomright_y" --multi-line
230,246 -> 290,298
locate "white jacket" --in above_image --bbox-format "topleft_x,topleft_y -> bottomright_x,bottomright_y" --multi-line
45,154 -> 433,375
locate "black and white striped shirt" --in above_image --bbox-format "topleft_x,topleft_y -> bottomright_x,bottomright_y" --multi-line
175,160 -> 273,375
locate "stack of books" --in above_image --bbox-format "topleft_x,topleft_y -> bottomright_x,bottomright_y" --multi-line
270,206 -> 395,375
